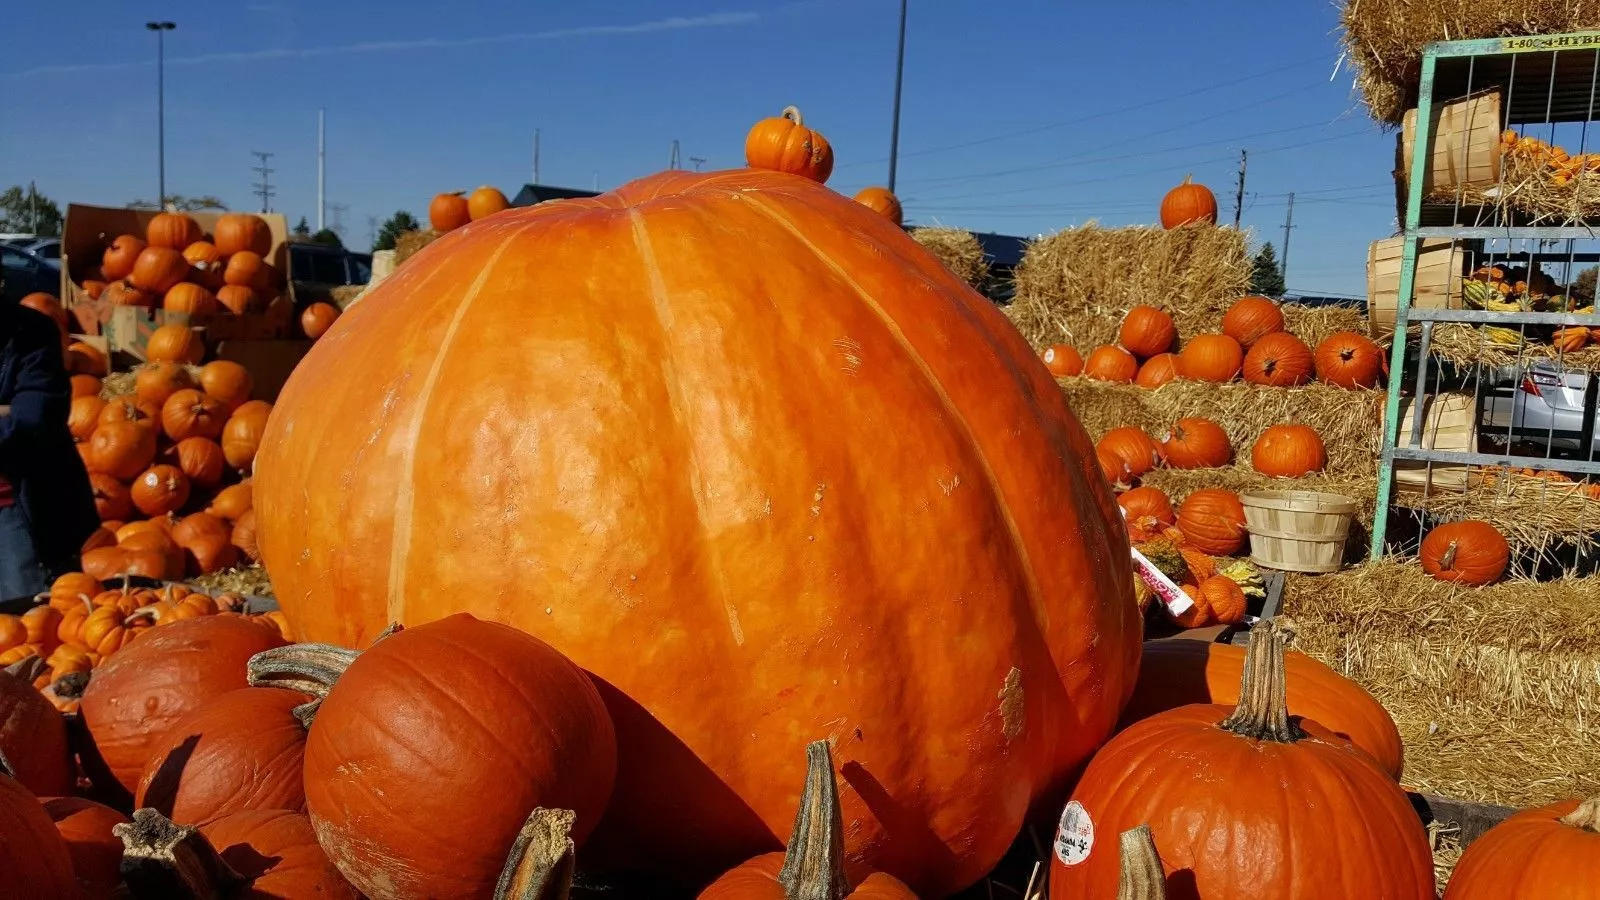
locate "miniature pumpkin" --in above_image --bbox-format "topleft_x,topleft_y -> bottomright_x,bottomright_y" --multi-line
216,284 -> 259,315
1118,306 -> 1177,359
1314,331 -> 1385,388
467,186 -> 512,221
1135,353 -> 1180,388
1220,296 -> 1284,348
852,187 -> 903,226
1420,520 -> 1508,586
102,234 -> 147,280
1251,424 -> 1326,478
1241,332 -> 1313,387
86,420 -> 158,481
699,741 -> 916,899
116,808 -> 360,900
161,388 -> 227,441
213,213 -> 273,257
134,361 -> 196,408
1176,489 -> 1247,555
1442,795 -> 1600,899
69,395 -> 106,443
1042,344 -> 1084,378
253,169 -> 1141,894
167,437 -> 226,488
1048,622 -> 1435,899
163,282 -> 217,316
146,212 -> 203,251
300,301 -> 340,340
1117,486 -> 1174,525
745,106 -> 834,183
1176,333 -> 1243,382
1161,417 -> 1231,469
79,615 -> 286,792
1158,175 -> 1218,229
0,663 -> 74,796
1085,344 -> 1139,383
198,360 -> 253,412
1097,427 -> 1164,480
1169,575 -> 1247,629
130,246 -> 190,294
222,402 -> 272,471
1119,638 -> 1404,778
136,686 -> 313,824
146,323 -> 204,365
0,764 -> 79,897
103,279 -> 156,308
49,573 -> 104,614
287,614 -> 617,899
42,796 -> 130,900
70,374 -> 103,398
429,193 -> 472,231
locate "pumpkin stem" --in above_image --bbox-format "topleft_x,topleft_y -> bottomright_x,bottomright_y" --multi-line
2,653 -> 47,683
1116,825 -> 1167,900
1218,619 -> 1306,743
1441,540 -> 1460,571
1559,795 -> 1600,832
246,622 -> 403,727
782,105 -> 804,126
0,749 -> 14,779
493,808 -> 576,900
777,740 -> 850,900
115,808 -> 250,899
53,670 -> 90,701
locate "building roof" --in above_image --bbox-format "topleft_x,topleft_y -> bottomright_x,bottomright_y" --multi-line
511,184 -> 602,207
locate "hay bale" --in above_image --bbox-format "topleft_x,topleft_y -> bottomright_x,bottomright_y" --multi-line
394,228 -> 443,267
1143,466 -> 1380,528
1340,1 -> 1600,125
1284,305 -> 1369,352
1006,222 -> 1251,351
191,564 -> 274,597
1285,561 -> 1600,808
1394,471 -> 1600,567
909,227 -> 990,291
1427,322 -> 1600,372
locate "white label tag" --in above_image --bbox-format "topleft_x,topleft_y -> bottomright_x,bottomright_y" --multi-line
1053,800 -> 1095,866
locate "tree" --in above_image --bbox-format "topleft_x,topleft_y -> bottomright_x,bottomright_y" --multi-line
373,211 -> 421,252
1571,266 -> 1597,305
0,184 -> 64,236
125,195 -> 229,212
293,216 -> 311,237
310,228 -> 343,248
1251,242 -> 1286,297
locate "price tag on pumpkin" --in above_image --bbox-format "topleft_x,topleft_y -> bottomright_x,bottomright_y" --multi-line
1121,506 -> 1193,617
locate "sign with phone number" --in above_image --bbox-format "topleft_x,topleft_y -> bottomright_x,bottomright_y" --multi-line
1501,33 -> 1600,52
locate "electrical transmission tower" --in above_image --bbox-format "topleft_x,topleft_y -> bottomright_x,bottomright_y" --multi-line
251,151 -> 276,212
689,156 -> 707,171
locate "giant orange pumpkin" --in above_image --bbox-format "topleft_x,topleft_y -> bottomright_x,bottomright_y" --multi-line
213,213 -> 273,257
1442,795 -> 1600,899
745,107 -> 834,184
853,187 -> 903,226
1158,176 -> 1218,229
1048,623 -> 1434,899
1241,331 -> 1314,387
253,168 -> 1141,895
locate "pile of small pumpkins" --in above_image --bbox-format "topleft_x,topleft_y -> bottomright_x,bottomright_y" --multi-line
427,185 -> 513,232
68,356 -> 264,584
1118,483 -> 1261,630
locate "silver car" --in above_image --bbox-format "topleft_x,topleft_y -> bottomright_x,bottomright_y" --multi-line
1483,361 -> 1599,455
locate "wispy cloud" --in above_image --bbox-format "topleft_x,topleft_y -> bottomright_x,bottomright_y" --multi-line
2,10 -> 760,79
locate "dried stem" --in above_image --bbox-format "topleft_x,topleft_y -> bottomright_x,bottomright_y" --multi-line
782,106 -> 803,126
115,808 -> 249,899
1559,795 -> 1600,833
1116,825 -> 1166,900
0,748 -> 14,779
246,622 -> 402,726
3,653 -> 48,684
494,808 -> 576,900
1218,619 -> 1307,743
777,741 -> 849,900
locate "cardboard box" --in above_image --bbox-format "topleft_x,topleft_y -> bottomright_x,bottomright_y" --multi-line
103,301 -> 296,364
1397,91 -> 1504,197
213,339 -> 314,402
60,204 -> 295,337
1366,236 -> 1467,339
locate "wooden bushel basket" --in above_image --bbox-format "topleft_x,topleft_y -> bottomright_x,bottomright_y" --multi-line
1239,490 -> 1359,574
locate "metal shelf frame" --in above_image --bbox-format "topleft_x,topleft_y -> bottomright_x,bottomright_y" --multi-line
1373,30 -> 1600,559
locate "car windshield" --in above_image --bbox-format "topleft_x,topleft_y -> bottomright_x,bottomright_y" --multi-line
31,242 -> 59,260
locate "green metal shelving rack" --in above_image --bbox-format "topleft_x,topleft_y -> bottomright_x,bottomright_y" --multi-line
1372,30 -> 1600,560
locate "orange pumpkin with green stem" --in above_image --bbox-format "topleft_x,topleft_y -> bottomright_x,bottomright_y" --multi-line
252,168 -> 1141,894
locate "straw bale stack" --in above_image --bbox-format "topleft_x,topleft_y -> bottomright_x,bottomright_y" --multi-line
909,227 -> 990,291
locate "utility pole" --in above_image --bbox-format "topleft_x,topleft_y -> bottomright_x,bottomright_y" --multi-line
366,215 -> 378,249
1281,192 -> 1296,285
251,151 -> 276,213
317,108 -> 326,231
669,140 -> 680,170
329,202 -> 349,239
532,128 -> 541,184
1233,149 -> 1248,229
689,156 -> 707,171
887,0 -> 908,193
28,180 -> 37,233
145,21 -> 177,207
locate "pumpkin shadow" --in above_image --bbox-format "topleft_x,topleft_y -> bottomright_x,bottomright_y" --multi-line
138,733 -> 199,816
1165,868 -> 1201,900
217,841 -> 284,881
577,676 -> 776,897
67,713 -> 133,813
839,760 -> 958,892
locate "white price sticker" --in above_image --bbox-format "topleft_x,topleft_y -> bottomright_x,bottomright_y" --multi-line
1053,800 -> 1095,866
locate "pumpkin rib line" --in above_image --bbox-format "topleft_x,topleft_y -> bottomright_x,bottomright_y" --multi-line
383,224 -> 534,625
739,194 -> 1048,641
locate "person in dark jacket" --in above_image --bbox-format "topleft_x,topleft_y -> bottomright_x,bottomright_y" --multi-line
0,298 -> 100,598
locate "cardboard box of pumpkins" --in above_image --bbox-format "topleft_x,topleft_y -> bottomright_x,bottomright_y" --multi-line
59,204 -> 297,352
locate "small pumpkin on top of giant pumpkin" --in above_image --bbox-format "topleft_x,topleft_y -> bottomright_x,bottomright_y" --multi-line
852,187 -> 903,226
746,106 -> 834,184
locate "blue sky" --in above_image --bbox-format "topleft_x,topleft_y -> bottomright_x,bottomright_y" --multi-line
1,0 -> 1396,297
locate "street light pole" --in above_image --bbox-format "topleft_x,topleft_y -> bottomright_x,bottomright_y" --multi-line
146,21 -> 176,209
887,0 -> 908,194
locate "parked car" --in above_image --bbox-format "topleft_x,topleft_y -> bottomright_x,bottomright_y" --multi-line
289,243 -> 371,286
1482,361 -> 1600,455
16,237 -> 60,263
0,242 -> 60,304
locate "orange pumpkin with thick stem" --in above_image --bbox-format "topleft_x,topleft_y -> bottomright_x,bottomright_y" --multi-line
1314,331 -> 1385,388
214,212 -> 273,257
134,361 -> 196,408
1251,424 -> 1326,477
146,324 -> 204,365
162,388 -> 227,442
253,168 -> 1141,894
745,107 -> 834,183
1117,486 -> 1174,525
300,302 -> 340,340
80,615 -> 287,793
1220,296 -> 1284,348
852,187 -> 903,226
163,282 -> 217,315
1420,520 -> 1508,586
467,186 -> 511,221
1118,305 -> 1176,359
1158,175 -> 1218,229
429,193 -> 472,231
130,246 -> 190,294
102,234 -> 146,280
1048,622 -> 1434,899
1042,344 -> 1083,377
1134,352 -> 1180,388
1161,417 -> 1231,469
1176,488 -> 1247,555
1442,795 -> 1600,899
146,212 -> 203,250
1119,638 -> 1404,779
1242,331 -> 1314,387
42,796 -> 129,900
1084,344 -> 1139,383
1097,427 -> 1163,481
1176,333 -> 1243,382
216,284 -> 259,315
